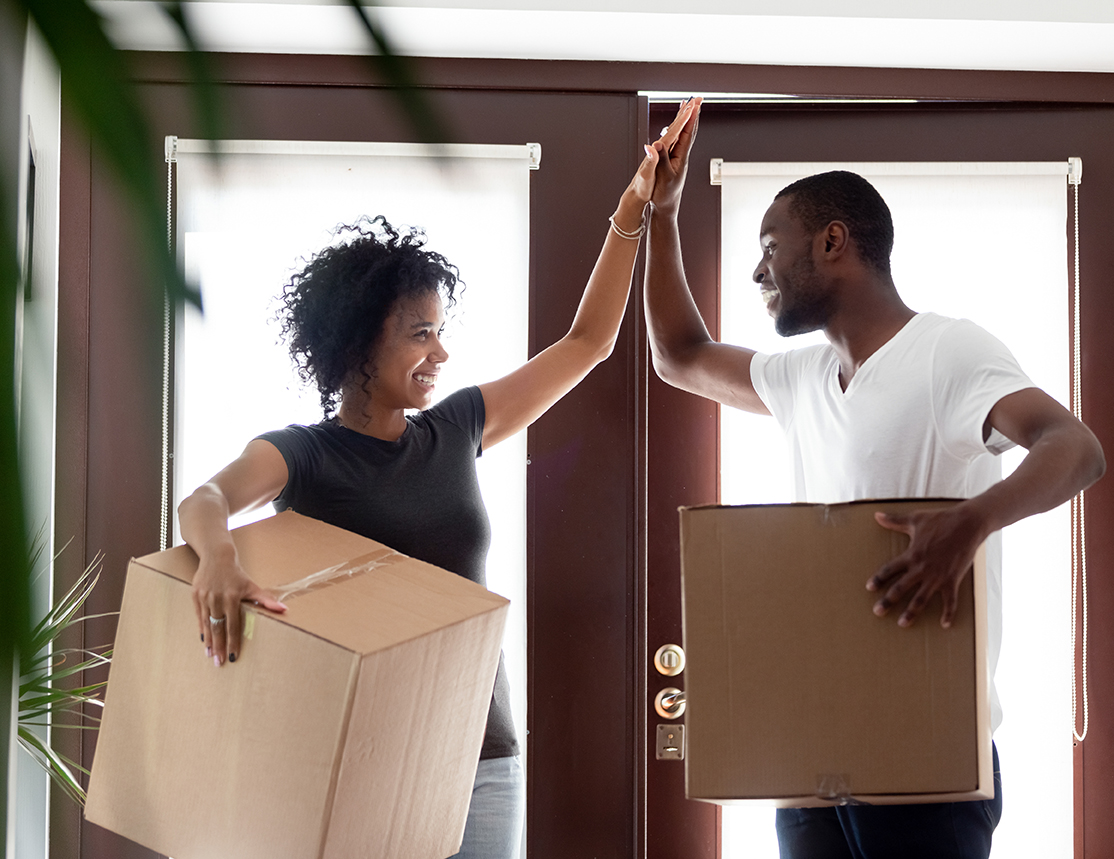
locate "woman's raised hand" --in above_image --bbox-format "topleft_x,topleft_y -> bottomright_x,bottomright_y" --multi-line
656,96 -> 701,154
617,98 -> 701,226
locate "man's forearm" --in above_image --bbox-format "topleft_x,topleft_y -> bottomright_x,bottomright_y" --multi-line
963,418 -> 1105,541
644,208 -> 714,380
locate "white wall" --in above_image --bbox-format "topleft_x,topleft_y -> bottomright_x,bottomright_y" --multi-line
13,18 -> 62,859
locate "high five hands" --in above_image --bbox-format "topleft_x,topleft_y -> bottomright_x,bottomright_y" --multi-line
650,96 -> 702,216
624,97 -> 702,209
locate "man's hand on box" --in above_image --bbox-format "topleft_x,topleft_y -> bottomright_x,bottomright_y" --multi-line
192,548 -> 287,667
866,505 -> 986,629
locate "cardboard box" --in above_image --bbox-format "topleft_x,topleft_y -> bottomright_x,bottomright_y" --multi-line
86,510 -> 509,859
678,500 -> 991,807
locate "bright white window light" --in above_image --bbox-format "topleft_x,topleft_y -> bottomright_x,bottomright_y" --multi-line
171,139 -> 533,768
717,162 -> 1072,858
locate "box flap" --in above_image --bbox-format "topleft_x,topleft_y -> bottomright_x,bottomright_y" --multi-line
134,509 -> 390,590
280,551 -> 508,655
133,510 -> 509,653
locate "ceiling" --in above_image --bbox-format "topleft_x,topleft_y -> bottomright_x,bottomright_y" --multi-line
93,0 -> 1114,74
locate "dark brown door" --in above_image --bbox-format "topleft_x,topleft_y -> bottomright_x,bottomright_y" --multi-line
645,99 -> 1114,859
57,63 -> 655,859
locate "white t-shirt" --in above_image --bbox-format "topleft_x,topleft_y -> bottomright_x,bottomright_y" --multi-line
750,312 -> 1035,731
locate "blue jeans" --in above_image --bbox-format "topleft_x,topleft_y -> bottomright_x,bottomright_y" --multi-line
447,755 -> 525,859
775,744 -> 1003,859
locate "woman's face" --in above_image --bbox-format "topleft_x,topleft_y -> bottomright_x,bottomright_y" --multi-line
366,291 -> 449,412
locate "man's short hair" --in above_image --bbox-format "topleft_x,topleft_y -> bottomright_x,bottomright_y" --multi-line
775,171 -> 894,274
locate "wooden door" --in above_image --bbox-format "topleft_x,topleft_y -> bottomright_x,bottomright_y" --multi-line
644,99 -> 1114,859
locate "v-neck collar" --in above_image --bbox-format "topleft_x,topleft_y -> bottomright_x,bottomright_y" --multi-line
830,312 -> 927,397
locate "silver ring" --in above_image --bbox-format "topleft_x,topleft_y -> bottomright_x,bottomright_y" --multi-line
209,615 -> 226,626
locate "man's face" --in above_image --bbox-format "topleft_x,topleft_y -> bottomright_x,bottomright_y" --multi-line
752,196 -> 835,338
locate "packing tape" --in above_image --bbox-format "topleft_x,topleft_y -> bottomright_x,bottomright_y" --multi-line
243,612 -> 255,640
815,773 -> 869,806
271,550 -> 404,602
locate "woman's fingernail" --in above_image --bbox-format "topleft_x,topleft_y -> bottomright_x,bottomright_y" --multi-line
200,634 -> 205,642
214,655 -> 221,668
206,646 -> 212,658
644,144 -> 654,157
229,653 -> 237,663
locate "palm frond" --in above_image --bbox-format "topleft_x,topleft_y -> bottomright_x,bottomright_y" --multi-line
17,726 -> 88,806
17,554 -> 111,807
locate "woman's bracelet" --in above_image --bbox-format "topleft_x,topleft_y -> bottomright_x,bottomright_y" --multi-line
609,214 -> 645,241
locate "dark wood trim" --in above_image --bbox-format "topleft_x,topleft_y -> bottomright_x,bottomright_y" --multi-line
127,51 -> 1114,105
643,101 -> 722,859
633,94 -> 650,859
637,97 -> 650,859
52,104 -> 91,859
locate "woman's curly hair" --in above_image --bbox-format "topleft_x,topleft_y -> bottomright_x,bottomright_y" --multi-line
279,216 -> 460,416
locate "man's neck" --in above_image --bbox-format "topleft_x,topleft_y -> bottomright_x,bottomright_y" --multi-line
824,279 -> 915,390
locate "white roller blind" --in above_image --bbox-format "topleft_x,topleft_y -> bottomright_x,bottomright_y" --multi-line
170,139 -> 535,777
717,162 -> 1072,859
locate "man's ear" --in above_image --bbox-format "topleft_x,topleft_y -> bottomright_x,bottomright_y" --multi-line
820,220 -> 851,258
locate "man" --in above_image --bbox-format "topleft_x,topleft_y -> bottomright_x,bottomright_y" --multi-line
644,103 -> 1105,858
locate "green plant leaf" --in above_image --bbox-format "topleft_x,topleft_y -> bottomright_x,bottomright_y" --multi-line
25,581 -> 104,662
17,725 -> 87,805
343,0 -> 454,148
0,144 -> 32,669
16,551 -> 110,806
18,0 -> 201,309
160,1 -> 226,145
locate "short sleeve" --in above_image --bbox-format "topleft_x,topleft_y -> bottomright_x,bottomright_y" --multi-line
255,424 -> 325,508
932,320 -> 1035,459
750,345 -> 832,430
749,351 -> 776,413
426,386 -> 486,457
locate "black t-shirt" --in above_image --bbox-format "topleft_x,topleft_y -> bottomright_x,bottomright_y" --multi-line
258,386 -> 519,759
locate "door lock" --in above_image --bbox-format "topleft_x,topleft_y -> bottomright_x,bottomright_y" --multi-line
654,687 -> 686,719
653,643 -> 686,676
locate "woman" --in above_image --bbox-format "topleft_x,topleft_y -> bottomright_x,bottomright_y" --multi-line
178,99 -> 698,858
